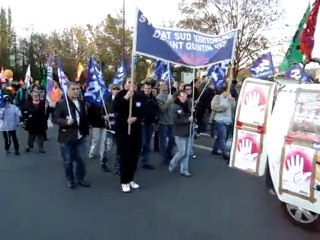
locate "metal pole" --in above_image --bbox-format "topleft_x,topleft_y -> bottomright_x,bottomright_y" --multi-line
187,68 -> 196,157
122,0 -> 126,67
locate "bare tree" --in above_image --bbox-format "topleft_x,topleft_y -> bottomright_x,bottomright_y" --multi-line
178,0 -> 283,79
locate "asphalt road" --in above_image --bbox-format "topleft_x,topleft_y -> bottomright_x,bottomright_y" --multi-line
0,128 -> 319,240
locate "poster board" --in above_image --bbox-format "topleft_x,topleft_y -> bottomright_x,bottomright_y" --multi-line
266,85 -> 320,214
229,78 -> 276,176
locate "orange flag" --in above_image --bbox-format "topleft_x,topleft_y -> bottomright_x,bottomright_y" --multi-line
76,62 -> 84,81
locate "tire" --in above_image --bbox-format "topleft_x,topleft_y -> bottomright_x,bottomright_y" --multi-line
282,202 -> 320,231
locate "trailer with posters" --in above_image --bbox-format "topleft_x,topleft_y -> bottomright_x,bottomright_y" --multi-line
229,78 -> 276,176
229,78 -> 320,230
266,84 -> 320,230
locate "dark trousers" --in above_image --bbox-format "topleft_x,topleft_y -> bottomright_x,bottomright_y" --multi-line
46,106 -> 55,120
153,130 -> 159,151
141,124 -> 154,164
2,130 -> 19,152
28,132 -> 44,151
117,134 -> 141,184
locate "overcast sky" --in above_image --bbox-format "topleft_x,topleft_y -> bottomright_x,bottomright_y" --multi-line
2,0 -> 311,36
1,0 -> 313,66
2,0 -> 180,35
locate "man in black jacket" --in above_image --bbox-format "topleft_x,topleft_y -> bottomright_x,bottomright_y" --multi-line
196,82 -> 216,134
140,82 -> 159,169
113,78 -> 142,193
101,84 -> 121,173
54,82 -> 90,189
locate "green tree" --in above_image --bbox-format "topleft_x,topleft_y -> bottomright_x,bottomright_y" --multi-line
93,12 -> 132,82
0,7 -> 12,68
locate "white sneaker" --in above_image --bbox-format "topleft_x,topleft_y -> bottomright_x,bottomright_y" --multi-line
129,181 -> 140,189
121,184 -> 131,193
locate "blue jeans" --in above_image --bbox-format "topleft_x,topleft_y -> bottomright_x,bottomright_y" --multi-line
60,138 -> 87,182
212,121 -> 228,154
141,124 -> 154,164
159,124 -> 175,161
189,123 -> 195,156
169,136 -> 190,173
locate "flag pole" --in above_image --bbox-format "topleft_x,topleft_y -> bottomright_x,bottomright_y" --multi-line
100,89 -> 112,129
128,56 -> 135,135
64,89 -> 72,118
194,80 -> 210,107
128,52 -> 136,135
128,9 -> 138,135
187,68 -> 196,157
168,63 -> 172,95
122,0 -> 126,65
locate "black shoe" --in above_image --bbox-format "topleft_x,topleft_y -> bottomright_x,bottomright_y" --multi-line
77,180 -> 91,187
26,148 -> 30,153
101,163 -> 110,172
114,169 -> 120,175
67,181 -> 76,189
14,151 -> 20,156
39,150 -> 46,153
142,163 -> 155,170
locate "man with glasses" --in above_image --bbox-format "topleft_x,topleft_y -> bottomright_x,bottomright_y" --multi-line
54,82 -> 90,189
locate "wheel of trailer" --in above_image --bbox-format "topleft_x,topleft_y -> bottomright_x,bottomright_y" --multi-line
282,202 -> 320,231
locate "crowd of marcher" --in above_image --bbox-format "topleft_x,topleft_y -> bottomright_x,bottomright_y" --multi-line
0,77 -> 242,192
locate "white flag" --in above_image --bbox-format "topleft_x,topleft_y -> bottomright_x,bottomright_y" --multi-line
24,65 -> 31,88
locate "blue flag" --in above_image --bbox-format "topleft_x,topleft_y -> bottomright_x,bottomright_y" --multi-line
135,9 -> 237,68
161,62 -> 174,82
45,52 -> 53,101
113,61 -> 127,86
85,57 -> 109,107
153,60 -> 166,79
57,59 -> 69,94
0,88 -> 4,108
284,64 -> 312,83
207,60 -> 229,89
249,52 -> 275,79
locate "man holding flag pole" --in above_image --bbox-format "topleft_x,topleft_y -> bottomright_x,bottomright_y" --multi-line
54,57 -> 90,189
54,81 -> 90,189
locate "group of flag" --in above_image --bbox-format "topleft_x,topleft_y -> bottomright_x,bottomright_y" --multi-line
2,0 -> 319,110
248,52 -> 312,83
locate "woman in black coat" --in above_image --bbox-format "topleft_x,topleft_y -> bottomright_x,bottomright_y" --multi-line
22,91 -> 47,153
